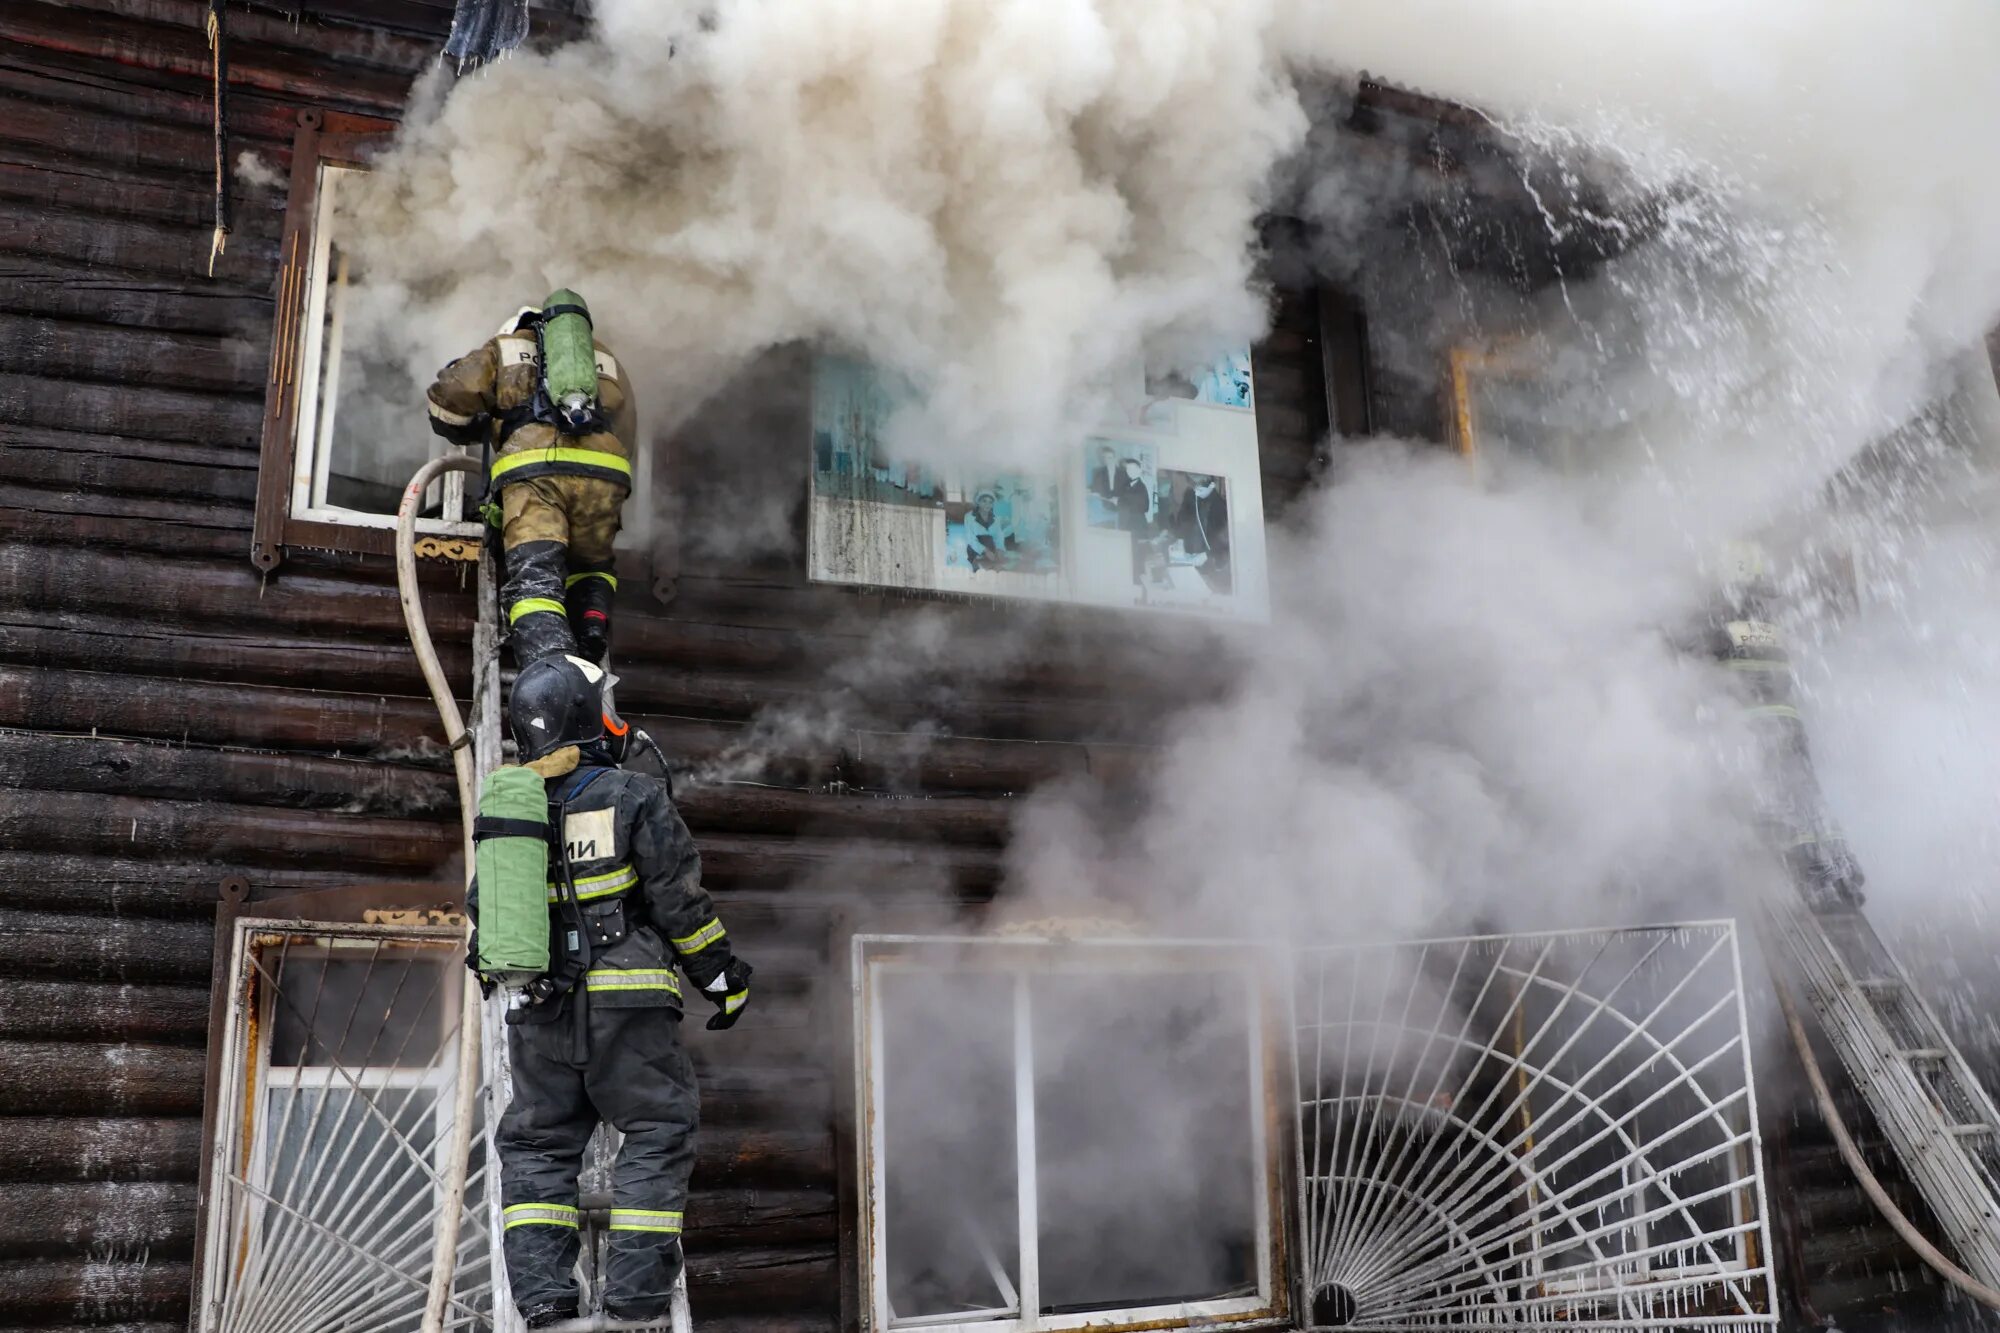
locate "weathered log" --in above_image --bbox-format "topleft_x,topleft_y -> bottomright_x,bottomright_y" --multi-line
0,789 -> 458,873
0,1180 -> 195,1258
60,0 -> 441,74
698,833 -> 1001,898
0,1257 -> 190,1323
0,199 -> 277,290
0,146 -> 286,240
690,1065 -> 831,1129
0,1039 -> 205,1116
693,1317 -> 837,1333
676,781 -> 1011,848
0,609 -> 459,698
0,978 -> 209,1045
0,504 -> 249,559
0,49 -> 306,140
0,419 -> 265,471
0,312 -> 270,396
0,254 -> 271,340
0,666 -> 452,762
0,87 -> 221,176
0,1 -> 414,114
0,852 -> 379,917
687,1244 -> 839,1315
0,907 -> 215,985
0,1115 -> 202,1182
693,1127 -> 835,1191
0,479 -> 254,532
685,1187 -> 836,1248
0,367 -> 264,447
0,732 -> 457,819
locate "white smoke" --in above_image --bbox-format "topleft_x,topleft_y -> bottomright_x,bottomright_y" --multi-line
343,2 -> 2000,961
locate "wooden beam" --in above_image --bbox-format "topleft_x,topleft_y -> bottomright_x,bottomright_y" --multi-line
0,1257 -> 190,1324
0,1039 -> 206,1115
0,368 -> 264,446
0,978 -> 210,1045
0,312 -> 269,396
0,1181 -> 196,1258
0,200 -> 277,289
0,1115 -> 201,1182
0,907 -> 216,985
0,255 -> 272,337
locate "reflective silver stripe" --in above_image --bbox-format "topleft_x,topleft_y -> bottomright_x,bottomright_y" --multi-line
547,864 -> 638,903
427,400 -> 477,426
671,918 -> 726,954
503,1203 -> 579,1230
608,1208 -> 682,1234
585,968 -> 682,997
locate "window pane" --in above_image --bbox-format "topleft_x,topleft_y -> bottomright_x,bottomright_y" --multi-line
1032,970 -> 1260,1314
879,968 -> 1020,1322
268,954 -> 449,1068
306,167 -> 445,519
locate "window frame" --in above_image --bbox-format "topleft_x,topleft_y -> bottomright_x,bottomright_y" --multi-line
251,113 -> 667,592
849,933 -> 1294,1333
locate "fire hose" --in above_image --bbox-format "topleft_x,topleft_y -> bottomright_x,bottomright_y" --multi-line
1771,970 -> 2000,1313
396,453 -> 487,1333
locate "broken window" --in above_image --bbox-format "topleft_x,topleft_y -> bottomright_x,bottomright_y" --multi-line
856,938 -> 1283,1333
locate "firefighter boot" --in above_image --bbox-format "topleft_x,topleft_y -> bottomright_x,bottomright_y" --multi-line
567,559 -> 617,666
504,538 -> 579,668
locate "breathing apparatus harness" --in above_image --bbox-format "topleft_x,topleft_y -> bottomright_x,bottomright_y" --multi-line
493,291 -> 610,447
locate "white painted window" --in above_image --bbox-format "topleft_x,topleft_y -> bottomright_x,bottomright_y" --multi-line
198,922 -> 491,1332
287,162 -> 652,548
853,935 -> 1286,1333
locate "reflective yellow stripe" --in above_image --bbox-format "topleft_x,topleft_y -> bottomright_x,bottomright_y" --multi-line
503,1203 -> 579,1230
609,1208 -> 683,1233
586,968 -> 682,997
723,989 -> 748,1014
509,597 -> 567,624
546,865 -> 638,903
671,918 -> 726,954
491,447 -> 633,482
565,570 -> 618,590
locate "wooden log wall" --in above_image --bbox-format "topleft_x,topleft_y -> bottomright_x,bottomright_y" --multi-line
0,3 -> 1331,1329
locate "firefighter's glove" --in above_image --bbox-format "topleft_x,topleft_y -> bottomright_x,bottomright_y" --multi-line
700,957 -> 754,1031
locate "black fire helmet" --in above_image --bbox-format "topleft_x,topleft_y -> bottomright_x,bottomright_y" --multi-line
508,654 -> 606,762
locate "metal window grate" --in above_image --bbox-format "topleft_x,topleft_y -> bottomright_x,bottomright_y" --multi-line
1292,921 -> 1776,1330
200,922 -> 494,1333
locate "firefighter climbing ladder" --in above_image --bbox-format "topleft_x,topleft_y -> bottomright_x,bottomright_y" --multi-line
1716,550 -> 2000,1295
398,455 -> 692,1333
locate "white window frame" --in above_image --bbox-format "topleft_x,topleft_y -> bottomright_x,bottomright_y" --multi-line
852,934 -> 1289,1333
198,921 -> 470,1333
284,162 -> 654,550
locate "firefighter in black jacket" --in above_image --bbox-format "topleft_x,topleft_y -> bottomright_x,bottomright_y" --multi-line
492,654 -> 753,1327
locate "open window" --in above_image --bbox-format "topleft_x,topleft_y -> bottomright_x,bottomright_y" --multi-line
852,935 -> 1290,1333
251,112 -> 658,573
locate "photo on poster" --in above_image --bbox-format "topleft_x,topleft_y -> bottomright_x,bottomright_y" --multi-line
1142,469 -> 1232,598
1084,439 -> 1157,531
1144,351 -> 1254,413
811,354 -> 941,508
944,477 -> 1061,576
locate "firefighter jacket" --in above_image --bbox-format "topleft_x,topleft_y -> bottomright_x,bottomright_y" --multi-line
532,762 -> 730,1019
425,329 -> 639,493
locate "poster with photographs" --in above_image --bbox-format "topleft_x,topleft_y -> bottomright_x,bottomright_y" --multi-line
808,350 -> 1267,620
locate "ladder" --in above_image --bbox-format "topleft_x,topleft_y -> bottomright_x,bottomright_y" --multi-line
399,455 -> 690,1333
1714,547 -> 2000,1288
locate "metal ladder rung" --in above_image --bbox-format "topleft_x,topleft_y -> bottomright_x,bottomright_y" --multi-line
1854,977 -> 1904,993
1896,1048 -> 1950,1063
1946,1123 -> 1996,1139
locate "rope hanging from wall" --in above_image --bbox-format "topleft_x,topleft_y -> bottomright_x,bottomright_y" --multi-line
205,0 -> 232,276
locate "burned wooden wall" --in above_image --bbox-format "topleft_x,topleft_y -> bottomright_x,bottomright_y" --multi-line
0,4 -> 1334,1328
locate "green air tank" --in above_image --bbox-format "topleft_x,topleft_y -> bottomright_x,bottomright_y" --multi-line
540,287 -> 601,433
474,764 -> 550,983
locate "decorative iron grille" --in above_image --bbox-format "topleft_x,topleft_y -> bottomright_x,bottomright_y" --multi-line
198,920 -> 493,1332
1293,921 -> 1775,1330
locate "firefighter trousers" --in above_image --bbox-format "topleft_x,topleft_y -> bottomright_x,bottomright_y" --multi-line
499,475 -> 626,668
498,1000 -> 700,1320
